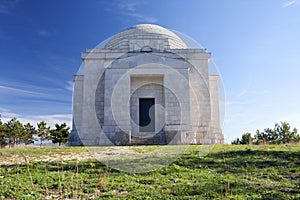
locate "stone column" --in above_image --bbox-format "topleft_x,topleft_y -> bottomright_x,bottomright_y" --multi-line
69,75 -> 84,146
209,75 -> 224,144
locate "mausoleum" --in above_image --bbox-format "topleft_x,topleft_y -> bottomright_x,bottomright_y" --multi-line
69,24 -> 224,145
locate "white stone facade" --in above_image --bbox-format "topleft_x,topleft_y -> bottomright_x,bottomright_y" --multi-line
69,24 -> 224,145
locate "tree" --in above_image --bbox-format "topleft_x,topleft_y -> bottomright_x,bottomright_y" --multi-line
275,122 -> 289,144
6,118 -> 24,148
264,127 -> 279,144
292,128 -> 300,143
235,121 -> 300,145
274,122 -> 299,144
22,123 -> 36,145
253,130 -> 268,145
0,120 -> 8,148
37,121 -> 51,146
50,123 -> 70,146
240,132 -> 252,144
231,138 -> 240,145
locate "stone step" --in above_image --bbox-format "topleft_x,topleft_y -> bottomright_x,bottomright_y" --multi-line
131,133 -> 166,145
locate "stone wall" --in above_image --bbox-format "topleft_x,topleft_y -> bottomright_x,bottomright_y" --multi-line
130,76 -> 164,137
70,47 -> 224,145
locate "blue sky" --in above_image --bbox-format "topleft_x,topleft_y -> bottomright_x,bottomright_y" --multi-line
0,0 -> 299,143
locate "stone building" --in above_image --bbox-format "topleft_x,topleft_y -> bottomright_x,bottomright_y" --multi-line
69,24 -> 224,146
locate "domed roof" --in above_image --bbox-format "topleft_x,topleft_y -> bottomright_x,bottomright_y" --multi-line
104,24 -> 188,50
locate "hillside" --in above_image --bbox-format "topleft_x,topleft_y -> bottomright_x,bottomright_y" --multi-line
0,144 -> 299,199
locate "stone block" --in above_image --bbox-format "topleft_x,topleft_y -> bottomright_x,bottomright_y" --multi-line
114,131 -> 130,145
165,131 -> 178,144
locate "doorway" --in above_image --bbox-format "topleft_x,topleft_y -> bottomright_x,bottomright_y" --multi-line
139,98 -> 155,132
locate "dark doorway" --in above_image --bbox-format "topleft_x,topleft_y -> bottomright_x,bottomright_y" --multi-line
139,98 -> 155,132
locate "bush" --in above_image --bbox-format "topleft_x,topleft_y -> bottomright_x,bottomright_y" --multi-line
232,121 -> 299,145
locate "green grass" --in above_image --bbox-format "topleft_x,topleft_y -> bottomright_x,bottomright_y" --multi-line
0,144 -> 300,199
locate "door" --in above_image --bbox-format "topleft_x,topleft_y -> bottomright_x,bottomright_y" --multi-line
139,98 -> 155,132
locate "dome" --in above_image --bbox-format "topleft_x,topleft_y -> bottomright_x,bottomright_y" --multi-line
104,24 -> 188,50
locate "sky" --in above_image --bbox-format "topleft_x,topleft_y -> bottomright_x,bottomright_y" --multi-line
0,0 -> 299,143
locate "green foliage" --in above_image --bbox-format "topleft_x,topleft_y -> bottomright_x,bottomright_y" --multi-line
231,137 -> 240,144
0,120 -> 8,147
37,121 -> 51,146
254,129 -> 268,144
0,117 -> 71,148
23,123 -> 36,145
50,123 -> 70,146
0,118 -> 36,148
241,132 -> 252,144
6,118 -> 24,147
233,121 -> 299,145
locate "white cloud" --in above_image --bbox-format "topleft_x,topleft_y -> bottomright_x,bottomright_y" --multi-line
282,0 -> 297,8
0,107 -> 9,112
65,81 -> 74,92
0,107 -> 21,119
117,2 -> 137,12
19,114 -> 72,128
0,110 -> 72,129
0,85 -> 48,97
108,0 -> 158,23
126,12 -> 157,23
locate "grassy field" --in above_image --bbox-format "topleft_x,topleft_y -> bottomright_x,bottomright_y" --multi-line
0,144 -> 300,199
